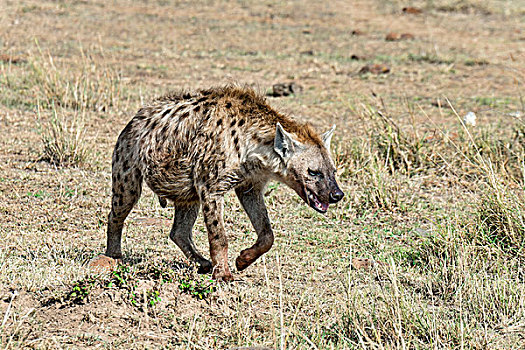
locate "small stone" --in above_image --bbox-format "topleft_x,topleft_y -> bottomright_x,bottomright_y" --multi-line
385,32 -> 401,41
268,83 -> 303,97
463,111 -> 477,126
402,6 -> 423,14
431,99 -> 452,109
386,32 -> 415,41
0,54 -> 25,64
351,257 -> 386,270
88,255 -> 121,272
350,54 -> 361,60
359,64 -> 390,75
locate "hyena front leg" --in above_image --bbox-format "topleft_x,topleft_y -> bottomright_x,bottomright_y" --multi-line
199,191 -> 233,282
106,163 -> 143,259
169,204 -> 212,274
234,184 -> 274,271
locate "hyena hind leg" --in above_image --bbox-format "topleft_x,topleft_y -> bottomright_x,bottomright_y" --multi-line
169,204 -> 212,274
106,166 -> 143,259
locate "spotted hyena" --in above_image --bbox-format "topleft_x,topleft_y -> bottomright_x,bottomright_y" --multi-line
103,86 -> 344,281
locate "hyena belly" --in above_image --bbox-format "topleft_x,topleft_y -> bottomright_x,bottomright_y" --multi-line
143,155 -> 199,204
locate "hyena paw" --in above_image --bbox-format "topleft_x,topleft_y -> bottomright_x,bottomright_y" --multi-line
212,268 -> 234,282
197,260 -> 212,274
235,250 -> 256,271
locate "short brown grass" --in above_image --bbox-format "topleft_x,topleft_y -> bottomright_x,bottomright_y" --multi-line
1,0 -> 524,348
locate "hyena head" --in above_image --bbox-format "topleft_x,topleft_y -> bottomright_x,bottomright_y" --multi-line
273,123 -> 344,213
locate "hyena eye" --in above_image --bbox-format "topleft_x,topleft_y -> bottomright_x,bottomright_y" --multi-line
308,169 -> 323,178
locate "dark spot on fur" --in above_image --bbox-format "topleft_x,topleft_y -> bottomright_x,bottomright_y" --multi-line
130,190 -> 137,196
161,123 -> 169,135
234,136 -> 239,145
161,108 -> 172,117
122,160 -> 129,172
203,205 -> 210,213
235,145 -> 240,152
197,97 -> 207,103
212,234 -> 220,240
238,119 -> 245,127
225,102 -> 232,108
183,93 -> 192,99
212,220 -> 218,227
150,119 -> 158,130
116,173 -> 121,181
263,139 -> 273,146
231,129 -> 236,136
118,196 -> 123,206
173,104 -> 184,114
114,152 -> 120,163
217,119 -> 222,126
121,120 -> 134,135
230,120 -> 236,127
194,105 -> 201,112
144,119 -> 151,128
181,112 -> 189,119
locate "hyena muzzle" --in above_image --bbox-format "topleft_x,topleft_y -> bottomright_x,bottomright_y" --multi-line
103,86 -> 344,281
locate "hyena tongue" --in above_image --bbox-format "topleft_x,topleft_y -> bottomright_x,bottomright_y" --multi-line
321,203 -> 329,212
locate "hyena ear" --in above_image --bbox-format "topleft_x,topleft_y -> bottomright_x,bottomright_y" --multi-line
321,125 -> 336,152
274,122 -> 302,161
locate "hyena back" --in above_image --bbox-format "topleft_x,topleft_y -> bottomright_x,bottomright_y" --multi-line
106,86 -> 344,281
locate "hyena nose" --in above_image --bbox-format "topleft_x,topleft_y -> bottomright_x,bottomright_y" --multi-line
329,189 -> 344,203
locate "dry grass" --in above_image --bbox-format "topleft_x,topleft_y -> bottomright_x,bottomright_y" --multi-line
1,0 -> 525,348
38,105 -> 89,166
29,47 -> 122,112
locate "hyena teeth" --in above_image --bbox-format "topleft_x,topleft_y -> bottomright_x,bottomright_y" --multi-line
104,85 -> 344,281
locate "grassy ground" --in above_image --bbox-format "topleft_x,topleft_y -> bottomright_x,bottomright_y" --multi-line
1,0 -> 524,348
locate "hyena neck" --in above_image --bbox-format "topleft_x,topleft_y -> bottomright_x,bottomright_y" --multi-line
242,130 -> 289,182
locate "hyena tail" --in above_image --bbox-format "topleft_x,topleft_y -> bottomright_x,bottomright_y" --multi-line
105,148 -> 143,259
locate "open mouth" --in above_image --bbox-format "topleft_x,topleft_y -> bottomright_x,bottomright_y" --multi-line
306,189 -> 329,213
